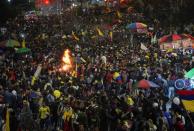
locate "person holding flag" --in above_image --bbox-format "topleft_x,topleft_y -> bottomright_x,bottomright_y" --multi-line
176,90 -> 194,129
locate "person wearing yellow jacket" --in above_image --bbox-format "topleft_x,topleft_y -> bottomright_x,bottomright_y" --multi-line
126,96 -> 134,106
39,102 -> 50,130
63,106 -> 73,131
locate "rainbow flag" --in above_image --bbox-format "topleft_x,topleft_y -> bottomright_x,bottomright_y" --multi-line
177,90 -> 194,112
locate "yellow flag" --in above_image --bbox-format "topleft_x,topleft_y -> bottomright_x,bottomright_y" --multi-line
116,11 -> 122,18
96,28 -> 104,36
6,109 -> 10,131
109,31 -> 113,41
72,31 -> 80,41
22,39 -> 26,48
31,76 -> 36,86
182,100 -> 194,112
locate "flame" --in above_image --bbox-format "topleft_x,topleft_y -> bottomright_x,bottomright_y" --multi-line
62,65 -> 72,71
62,50 -> 71,64
61,49 -> 73,72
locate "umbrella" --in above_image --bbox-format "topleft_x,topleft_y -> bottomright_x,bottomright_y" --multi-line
0,39 -> 20,47
148,81 -> 160,88
126,22 -> 147,30
138,79 -> 150,89
159,34 -> 188,43
16,47 -> 31,53
138,79 -> 160,89
182,34 -> 194,40
185,68 -> 194,79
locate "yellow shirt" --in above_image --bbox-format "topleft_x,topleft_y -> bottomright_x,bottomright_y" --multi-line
126,97 -> 134,106
39,106 -> 50,119
63,108 -> 73,121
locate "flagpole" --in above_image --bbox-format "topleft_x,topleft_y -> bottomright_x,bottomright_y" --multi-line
75,46 -> 78,78
75,58 -> 77,77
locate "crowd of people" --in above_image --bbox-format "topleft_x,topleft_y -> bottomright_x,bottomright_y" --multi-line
0,4 -> 194,131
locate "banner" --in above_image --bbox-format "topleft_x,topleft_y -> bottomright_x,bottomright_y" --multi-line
31,64 -> 42,86
34,64 -> 42,78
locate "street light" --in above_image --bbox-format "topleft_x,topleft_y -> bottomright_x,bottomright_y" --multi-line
7,0 -> 11,3
20,33 -> 25,39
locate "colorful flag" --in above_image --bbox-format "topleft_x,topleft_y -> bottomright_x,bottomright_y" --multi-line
72,31 -> 80,41
96,28 -> 104,36
177,90 -> 194,112
113,72 -> 122,84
